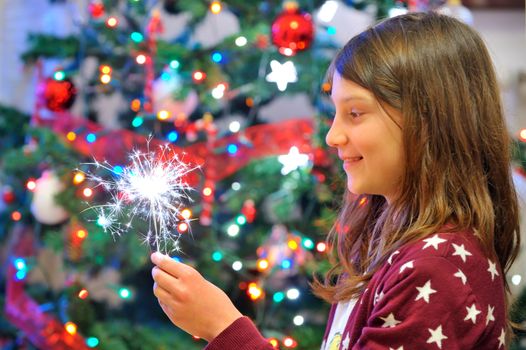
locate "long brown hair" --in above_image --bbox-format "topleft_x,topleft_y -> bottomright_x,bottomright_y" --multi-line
312,12 -> 521,323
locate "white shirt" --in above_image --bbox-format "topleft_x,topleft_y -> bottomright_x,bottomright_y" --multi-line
321,299 -> 357,350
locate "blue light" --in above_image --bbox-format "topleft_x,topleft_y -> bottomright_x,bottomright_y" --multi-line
14,258 -> 26,271
172,256 -> 182,262
211,251 -> 223,262
130,31 -> 144,43
273,291 -> 285,303
170,60 -> 180,69
212,52 -> 223,63
281,259 -> 292,269
327,26 -> 336,35
302,238 -> 314,250
113,165 -> 123,174
227,144 -> 238,154
86,337 -> 100,348
161,72 -> 171,81
15,270 -> 27,280
132,116 -> 144,128
86,133 -> 97,143
168,131 -> 179,142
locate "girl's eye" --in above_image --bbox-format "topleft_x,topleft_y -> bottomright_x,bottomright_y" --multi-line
349,110 -> 362,118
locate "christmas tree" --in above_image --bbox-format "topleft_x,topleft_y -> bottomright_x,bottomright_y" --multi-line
1,1 -> 525,350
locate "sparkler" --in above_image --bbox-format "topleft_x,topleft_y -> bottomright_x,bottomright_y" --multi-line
81,142 -> 198,253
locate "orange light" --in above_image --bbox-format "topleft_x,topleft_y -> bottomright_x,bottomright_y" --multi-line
210,1 -> 222,14
322,82 -> 331,92
64,322 -> 77,335
283,336 -> 297,348
131,99 -> 141,112
157,110 -> 171,120
181,208 -> 192,220
257,259 -> 270,271
178,222 -> 189,232
136,54 -> 147,65
100,65 -> 112,74
520,129 -> 526,142
245,97 -> 254,107
83,188 -> 93,198
290,21 -> 298,29
76,229 -> 87,240
247,282 -> 264,301
66,131 -> 77,141
202,187 -> 213,197
359,197 -> 367,206
78,289 -> 89,299
287,239 -> 298,250
26,179 -> 37,191
73,172 -> 85,185
192,335 -> 201,340
11,211 -> 22,221
269,338 -> 279,348
192,71 -> 206,82
106,16 -> 118,27
316,242 -> 327,253
100,74 -> 111,84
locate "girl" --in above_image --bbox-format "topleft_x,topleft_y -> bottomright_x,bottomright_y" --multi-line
151,12 -> 521,349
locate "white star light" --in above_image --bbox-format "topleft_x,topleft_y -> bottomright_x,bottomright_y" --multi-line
498,328 -> 506,348
399,260 -> 414,274
266,60 -> 297,91
380,313 -> 402,328
464,303 -> 482,324
427,325 -> 448,349
487,259 -> 499,281
486,305 -> 495,325
452,243 -> 472,262
422,234 -> 447,250
278,146 -> 310,175
415,280 -> 437,303
454,269 -> 467,285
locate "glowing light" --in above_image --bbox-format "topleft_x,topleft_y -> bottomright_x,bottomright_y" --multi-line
78,289 -> 89,299
119,288 -> 131,299
13,258 -> 26,271
266,60 -> 297,91
210,1 -> 222,14
227,224 -> 240,237
73,172 -> 86,185
290,21 -> 298,29
318,0 -> 339,22
235,36 -> 247,46
287,239 -> 298,250
100,74 -> 111,84
512,274 -> 522,285
212,251 -> 223,261
157,110 -> 171,120
269,338 -> 279,348
359,197 -> 367,206
86,133 -> 97,143
86,337 -> 99,348
65,322 -> 77,335
247,282 -> 264,300
281,259 -> 292,269
316,242 -> 327,253
283,336 -> 297,348
67,132 -> 77,141
212,52 -> 223,63
82,188 -> 93,198
229,121 -> 241,133
302,238 -> 314,249
15,270 -> 26,280
131,99 -> 141,112
227,144 -> 238,154
232,261 -> 243,271
136,54 -> 147,65
132,116 -> 144,128
54,71 -> 65,81
520,129 -> 526,142
76,229 -> 88,239
177,222 -> 188,232
192,71 -> 206,83
181,208 -> 192,220
211,86 -> 225,99
293,315 -> 304,326
278,146 -> 310,175
113,166 -> 123,174
236,215 -> 246,225
203,187 -> 213,197
273,291 -> 285,303
130,31 -> 144,42
100,65 -> 111,74
11,211 -> 22,221
170,60 -> 180,69
327,26 -> 336,35
26,179 -> 37,191
286,288 -> 300,300
106,16 -> 118,27
231,182 -> 241,191
168,131 -> 179,142
281,48 -> 294,56
388,6 -> 409,18
257,259 -> 270,271
83,141 -> 197,252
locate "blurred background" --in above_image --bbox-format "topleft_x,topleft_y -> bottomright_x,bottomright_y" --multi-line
0,0 -> 525,349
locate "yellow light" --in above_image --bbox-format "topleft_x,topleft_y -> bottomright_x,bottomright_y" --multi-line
290,21 -> 298,29
178,222 -> 189,232
359,197 -> 367,206
66,131 -> 77,141
73,172 -> 85,185
287,240 -> 298,250
520,129 -> 526,142
257,259 -> 270,271
100,65 -> 112,74
202,187 -> 213,196
106,17 -> 118,27
136,54 -> 147,65
181,208 -> 192,220
316,242 -> 327,253
100,74 -> 111,84
76,229 -> 87,239
78,289 -> 89,299
269,338 -> 279,348
210,1 -> 222,14
65,322 -> 77,335
157,110 -> 171,120
83,188 -> 93,198
247,282 -> 263,301
26,179 -> 37,191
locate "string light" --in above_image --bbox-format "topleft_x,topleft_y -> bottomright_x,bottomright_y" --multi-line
247,282 -> 264,300
100,65 -> 111,74
53,71 -> 65,81
257,258 -> 270,271
100,74 -> 111,84
136,54 -> 147,65
157,110 -> 171,120
177,222 -> 189,232
210,1 -> 222,14
65,322 -> 77,335
283,336 -> 297,348
293,315 -> 304,326
273,291 -> 285,303
118,287 -> 131,299
211,251 -> 223,262
86,337 -> 99,348
232,261 -> 243,271
76,229 -> 88,240
66,131 -> 77,141
106,16 -> 118,28
78,289 -> 89,299
227,224 -> 240,237
235,36 -> 247,47
229,121 -> 241,133
73,172 -> 86,185
131,99 -> 141,112
520,129 -> 526,142
316,242 -> 327,253
286,288 -> 300,300
132,116 -> 144,127
83,188 -> 93,198
26,179 -> 37,191
11,211 -> 22,221
192,71 -> 206,83
202,186 -> 213,197
86,133 -> 97,143
302,238 -> 314,249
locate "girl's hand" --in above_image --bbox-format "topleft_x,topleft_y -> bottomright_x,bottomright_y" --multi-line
151,252 -> 243,342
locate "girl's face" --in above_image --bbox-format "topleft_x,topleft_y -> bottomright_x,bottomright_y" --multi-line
326,72 -> 405,204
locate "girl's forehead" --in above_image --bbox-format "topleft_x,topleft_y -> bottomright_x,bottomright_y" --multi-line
330,73 -> 374,104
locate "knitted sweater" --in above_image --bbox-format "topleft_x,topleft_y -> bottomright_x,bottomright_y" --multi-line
206,229 -> 507,350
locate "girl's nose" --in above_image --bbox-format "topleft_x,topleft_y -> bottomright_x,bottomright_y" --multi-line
325,117 -> 347,148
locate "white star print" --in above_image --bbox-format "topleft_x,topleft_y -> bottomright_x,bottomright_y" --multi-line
388,250 -> 400,264
341,333 -> 350,350
389,347 -> 404,350
422,234 -> 448,250
265,60 -> 297,91
374,289 -> 385,306
453,269 -> 467,285
415,280 -> 437,303
486,305 -> 495,325
487,259 -> 499,281
399,260 -> 414,274
452,243 -> 472,262
464,303 -> 482,324
380,313 -> 402,328
427,325 -> 448,349
498,328 -> 506,348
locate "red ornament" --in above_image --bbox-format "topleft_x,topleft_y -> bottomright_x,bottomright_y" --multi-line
88,1 -> 105,18
2,188 -> 15,204
271,7 -> 314,56
40,77 -> 77,112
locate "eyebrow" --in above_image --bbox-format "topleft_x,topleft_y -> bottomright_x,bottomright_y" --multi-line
329,95 -> 371,103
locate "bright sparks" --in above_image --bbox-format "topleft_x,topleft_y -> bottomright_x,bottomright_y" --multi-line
82,142 -> 197,253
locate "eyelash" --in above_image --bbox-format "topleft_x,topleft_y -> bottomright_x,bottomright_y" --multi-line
349,110 -> 362,118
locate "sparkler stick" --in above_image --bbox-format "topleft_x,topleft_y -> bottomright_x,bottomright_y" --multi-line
81,141 -> 198,253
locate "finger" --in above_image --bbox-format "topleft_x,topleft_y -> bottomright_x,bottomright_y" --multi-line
152,281 -> 172,302
152,266 -> 180,292
151,252 -> 196,279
